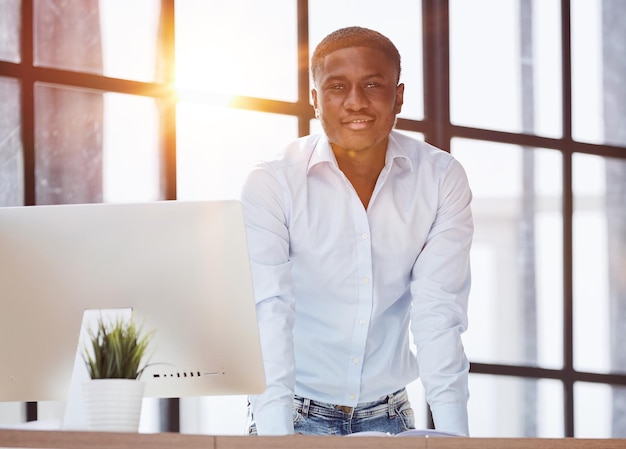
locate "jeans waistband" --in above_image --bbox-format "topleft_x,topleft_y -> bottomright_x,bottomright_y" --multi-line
293,388 -> 408,419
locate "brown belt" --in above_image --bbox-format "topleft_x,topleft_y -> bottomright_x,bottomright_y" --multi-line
335,405 -> 354,414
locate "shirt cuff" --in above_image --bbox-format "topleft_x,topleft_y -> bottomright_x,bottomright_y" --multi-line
253,405 -> 294,435
430,402 -> 469,436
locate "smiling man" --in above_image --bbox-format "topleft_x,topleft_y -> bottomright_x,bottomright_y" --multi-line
241,26 -> 474,437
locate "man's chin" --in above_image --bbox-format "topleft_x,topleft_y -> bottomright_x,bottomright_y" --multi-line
328,137 -> 389,157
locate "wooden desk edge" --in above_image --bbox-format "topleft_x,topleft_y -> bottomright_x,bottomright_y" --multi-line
1,429 -> 625,449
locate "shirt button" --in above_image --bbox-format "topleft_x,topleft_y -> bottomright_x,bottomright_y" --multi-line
359,319 -> 366,325
353,358 -> 360,365
350,394 -> 356,400
361,233 -> 368,240
363,277 -> 369,284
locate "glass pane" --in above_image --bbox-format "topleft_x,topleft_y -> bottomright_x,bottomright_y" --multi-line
35,84 -> 161,204
575,382 -> 626,437
450,0 -> 562,137
572,0 -> 626,147
0,76 -> 23,206
176,104 -> 298,201
573,153 -> 626,375
309,0 -> 423,120
102,93 -> 161,203
35,83 -> 103,204
452,139 -> 563,369
34,0 -> 161,82
469,374 -> 563,437
0,0 -> 20,63
175,0 -> 297,102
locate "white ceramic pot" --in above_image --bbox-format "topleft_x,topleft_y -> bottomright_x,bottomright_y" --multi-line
82,379 -> 145,432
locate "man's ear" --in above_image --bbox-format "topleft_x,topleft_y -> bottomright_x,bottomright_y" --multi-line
395,83 -> 405,114
311,88 -> 318,110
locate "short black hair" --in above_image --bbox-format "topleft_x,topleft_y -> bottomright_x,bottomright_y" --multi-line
310,26 -> 402,85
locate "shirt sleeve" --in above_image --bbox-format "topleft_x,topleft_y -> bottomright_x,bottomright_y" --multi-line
409,157 -> 473,437
240,164 -> 296,435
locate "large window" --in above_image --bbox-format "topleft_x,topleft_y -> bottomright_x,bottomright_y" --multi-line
1,0 -> 625,438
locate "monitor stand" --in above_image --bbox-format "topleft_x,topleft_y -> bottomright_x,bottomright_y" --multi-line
62,308 -> 132,430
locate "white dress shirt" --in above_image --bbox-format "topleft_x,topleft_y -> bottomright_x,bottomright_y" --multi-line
240,130 -> 473,436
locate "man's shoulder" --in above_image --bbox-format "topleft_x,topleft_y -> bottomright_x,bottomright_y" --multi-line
261,134 -> 321,170
390,131 -> 455,166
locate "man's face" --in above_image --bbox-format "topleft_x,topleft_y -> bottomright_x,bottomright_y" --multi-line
311,46 -> 404,157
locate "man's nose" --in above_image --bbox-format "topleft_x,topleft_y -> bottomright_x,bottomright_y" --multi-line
344,86 -> 368,110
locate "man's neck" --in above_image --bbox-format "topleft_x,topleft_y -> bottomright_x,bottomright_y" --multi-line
332,144 -> 387,209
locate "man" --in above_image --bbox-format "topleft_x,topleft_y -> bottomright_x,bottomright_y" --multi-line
241,26 -> 473,436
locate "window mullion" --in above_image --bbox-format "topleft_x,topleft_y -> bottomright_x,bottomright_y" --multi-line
422,0 -> 451,152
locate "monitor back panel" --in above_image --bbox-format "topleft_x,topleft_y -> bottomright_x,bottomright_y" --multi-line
0,200 -> 265,401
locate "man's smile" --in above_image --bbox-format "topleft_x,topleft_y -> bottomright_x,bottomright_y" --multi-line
342,117 -> 374,129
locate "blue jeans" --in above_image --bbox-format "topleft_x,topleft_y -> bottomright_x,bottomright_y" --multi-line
248,388 -> 415,436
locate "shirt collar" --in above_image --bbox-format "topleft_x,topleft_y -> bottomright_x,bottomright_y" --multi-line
307,132 -> 414,174
307,135 -> 336,174
386,132 -> 414,172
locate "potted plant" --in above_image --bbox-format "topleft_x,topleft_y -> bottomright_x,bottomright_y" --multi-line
81,315 -> 154,432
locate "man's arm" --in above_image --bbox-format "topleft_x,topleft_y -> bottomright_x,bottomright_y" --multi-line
241,164 -> 296,435
410,157 -> 473,437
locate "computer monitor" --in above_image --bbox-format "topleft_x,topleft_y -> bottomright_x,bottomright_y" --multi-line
0,200 -> 265,403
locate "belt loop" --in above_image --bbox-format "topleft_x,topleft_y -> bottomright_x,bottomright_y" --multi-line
387,392 -> 396,418
302,397 -> 311,417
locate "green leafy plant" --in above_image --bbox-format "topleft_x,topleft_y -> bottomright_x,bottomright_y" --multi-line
82,316 -> 154,380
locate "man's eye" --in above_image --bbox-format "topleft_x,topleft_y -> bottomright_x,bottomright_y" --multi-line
329,84 -> 345,90
365,82 -> 379,88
